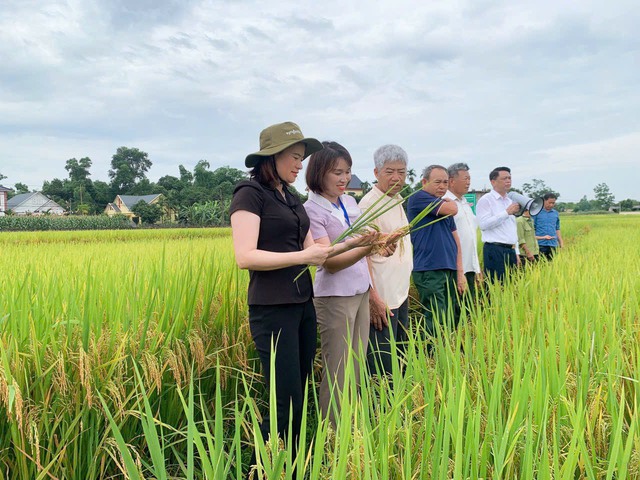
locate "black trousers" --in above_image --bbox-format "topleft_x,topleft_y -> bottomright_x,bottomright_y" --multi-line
248,299 -> 317,444
483,242 -> 517,283
366,298 -> 409,376
539,245 -> 557,260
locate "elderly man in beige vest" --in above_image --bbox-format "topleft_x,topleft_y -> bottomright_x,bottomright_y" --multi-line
359,145 -> 413,377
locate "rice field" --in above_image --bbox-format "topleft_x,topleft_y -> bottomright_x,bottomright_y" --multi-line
0,215 -> 638,479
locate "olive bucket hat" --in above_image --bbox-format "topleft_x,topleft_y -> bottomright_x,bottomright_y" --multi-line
245,121 -> 324,168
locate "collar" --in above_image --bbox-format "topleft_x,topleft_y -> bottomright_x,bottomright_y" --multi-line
372,185 -> 404,201
490,189 -> 508,200
307,191 -> 349,227
444,190 -> 464,202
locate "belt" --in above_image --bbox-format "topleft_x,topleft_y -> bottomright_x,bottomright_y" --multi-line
486,242 -> 514,249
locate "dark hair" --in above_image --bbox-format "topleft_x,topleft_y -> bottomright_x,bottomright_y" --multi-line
422,164 -> 447,180
543,192 -> 558,200
489,166 -> 511,181
306,141 -> 353,194
249,156 -> 281,189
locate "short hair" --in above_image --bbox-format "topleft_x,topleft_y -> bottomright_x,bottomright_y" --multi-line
306,141 -> 353,194
250,156 -> 280,189
489,166 -> 511,181
543,192 -> 558,200
373,144 -> 408,170
447,162 -> 470,178
422,164 -> 447,180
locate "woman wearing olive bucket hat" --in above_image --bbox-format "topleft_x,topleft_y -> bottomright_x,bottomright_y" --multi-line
229,121 -> 334,471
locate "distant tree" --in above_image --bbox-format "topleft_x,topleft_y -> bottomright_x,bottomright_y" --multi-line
65,157 -> 92,183
179,165 -> 194,184
0,173 -> 6,181
619,198 -> 639,211
157,175 -> 183,192
593,183 -> 615,210
407,168 -> 417,184
91,180 -> 113,211
360,181 -> 372,195
42,178 -> 70,204
14,183 -> 30,194
108,147 -> 152,192
574,195 -> 592,212
131,200 -> 163,225
209,166 -> 247,201
521,178 -> 559,198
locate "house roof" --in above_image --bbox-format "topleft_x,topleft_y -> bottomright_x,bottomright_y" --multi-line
0,185 -> 13,192
107,202 -> 121,213
118,194 -> 162,209
7,192 -> 37,208
347,174 -> 364,189
6,192 -> 64,212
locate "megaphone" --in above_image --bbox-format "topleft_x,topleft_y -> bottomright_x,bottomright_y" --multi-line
507,191 -> 544,216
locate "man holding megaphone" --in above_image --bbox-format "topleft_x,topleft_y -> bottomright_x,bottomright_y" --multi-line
476,166 -> 521,282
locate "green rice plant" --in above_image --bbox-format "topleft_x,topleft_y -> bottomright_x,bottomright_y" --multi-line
0,216 -> 638,479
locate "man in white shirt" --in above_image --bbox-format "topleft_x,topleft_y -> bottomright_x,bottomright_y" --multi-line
359,144 -> 413,376
444,163 -> 482,299
476,166 -> 521,282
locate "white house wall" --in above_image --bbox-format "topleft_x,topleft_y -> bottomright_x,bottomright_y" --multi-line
12,193 -> 65,215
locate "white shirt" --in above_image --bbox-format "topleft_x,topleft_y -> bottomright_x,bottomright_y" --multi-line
359,187 -> 413,309
444,191 -> 481,274
476,190 -> 520,254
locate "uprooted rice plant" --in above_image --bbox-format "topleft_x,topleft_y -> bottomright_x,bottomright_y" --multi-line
0,216 -> 638,479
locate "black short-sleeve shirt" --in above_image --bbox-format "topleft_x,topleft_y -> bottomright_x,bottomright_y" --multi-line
229,180 -> 313,305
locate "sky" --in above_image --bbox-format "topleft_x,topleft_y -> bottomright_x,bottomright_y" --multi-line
1,0 -> 639,202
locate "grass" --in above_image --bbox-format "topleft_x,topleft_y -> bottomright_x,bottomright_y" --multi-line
0,216 -> 639,479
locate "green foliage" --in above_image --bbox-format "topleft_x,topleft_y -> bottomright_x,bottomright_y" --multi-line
13,182 -> 29,195
593,182 -> 615,210
131,200 -> 164,225
619,198 -> 639,211
521,178 -> 559,198
108,146 -> 152,192
0,219 -> 639,478
0,214 -> 132,231
178,200 -> 231,227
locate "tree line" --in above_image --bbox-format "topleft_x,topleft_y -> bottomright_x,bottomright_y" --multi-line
1,147 -> 249,225
2,158 -> 638,221
520,178 -> 637,212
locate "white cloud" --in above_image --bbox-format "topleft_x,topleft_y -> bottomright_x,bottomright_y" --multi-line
1,0 -> 639,202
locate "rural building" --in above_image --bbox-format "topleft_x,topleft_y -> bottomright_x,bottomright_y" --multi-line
6,192 -> 65,215
105,194 -> 176,223
346,174 -> 366,195
0,185 -> 12,216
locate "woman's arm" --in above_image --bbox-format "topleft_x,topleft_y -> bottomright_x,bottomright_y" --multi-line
313,233 -> 376,274
231,210 -> 331,270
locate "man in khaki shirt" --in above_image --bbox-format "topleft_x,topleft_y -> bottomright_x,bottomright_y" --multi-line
359,144 -> 413,376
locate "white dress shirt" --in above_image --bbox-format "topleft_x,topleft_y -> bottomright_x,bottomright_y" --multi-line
476,190 -> 519,254
444,191 -> 481,274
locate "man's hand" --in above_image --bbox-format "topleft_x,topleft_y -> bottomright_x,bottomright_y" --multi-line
457,272 -> 468,295
369,289 -> 391,331
516,254 -> 521,267
506,202 -> 521,215
526,252 -> 535,261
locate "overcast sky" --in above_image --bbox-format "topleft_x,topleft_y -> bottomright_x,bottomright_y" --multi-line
1,0 -> 639,202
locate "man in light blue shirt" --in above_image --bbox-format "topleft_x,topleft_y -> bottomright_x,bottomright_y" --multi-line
534,192 -> 564,259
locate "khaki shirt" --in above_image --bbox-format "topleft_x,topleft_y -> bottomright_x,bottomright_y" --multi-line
516,216 -> 539,255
